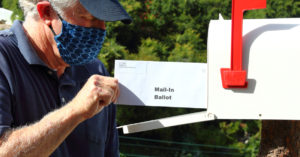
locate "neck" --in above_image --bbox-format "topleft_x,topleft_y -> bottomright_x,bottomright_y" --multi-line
22,18 -> 68,77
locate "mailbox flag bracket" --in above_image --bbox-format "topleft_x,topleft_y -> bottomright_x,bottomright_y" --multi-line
221,0 -> 266,88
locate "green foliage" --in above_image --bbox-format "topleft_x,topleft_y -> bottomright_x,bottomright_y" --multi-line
101,0 -> 300,156
2,0 -> 24,21
167,28 -> 206,62
120,152 -> 126,157
99,38 -> 128,75
219,120 -> 262,157
265,0 -> 300,18
111,0 -> 300,156
125,38 -> 164,61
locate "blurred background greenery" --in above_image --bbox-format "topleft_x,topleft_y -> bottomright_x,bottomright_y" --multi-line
2,0 -> 300,156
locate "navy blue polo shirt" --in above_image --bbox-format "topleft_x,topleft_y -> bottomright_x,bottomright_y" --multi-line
0,21 -> 119,157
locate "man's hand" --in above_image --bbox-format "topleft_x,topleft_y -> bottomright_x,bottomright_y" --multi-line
70,75 -> 120,120
0,75 -> 120,157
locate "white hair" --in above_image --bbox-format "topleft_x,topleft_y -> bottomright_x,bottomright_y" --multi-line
19,0 -> 77,19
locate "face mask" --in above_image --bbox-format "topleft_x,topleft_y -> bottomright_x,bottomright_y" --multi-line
50,17 -> 106,65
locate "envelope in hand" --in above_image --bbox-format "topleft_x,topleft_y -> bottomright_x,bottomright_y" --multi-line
114,60 -> 207,108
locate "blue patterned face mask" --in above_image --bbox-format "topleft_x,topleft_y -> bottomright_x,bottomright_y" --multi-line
50,16 -> 106,65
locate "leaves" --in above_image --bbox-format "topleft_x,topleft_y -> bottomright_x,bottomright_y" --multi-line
2,0 -> 24,21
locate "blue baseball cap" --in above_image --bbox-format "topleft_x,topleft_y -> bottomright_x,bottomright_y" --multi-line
79,0 -> 132,24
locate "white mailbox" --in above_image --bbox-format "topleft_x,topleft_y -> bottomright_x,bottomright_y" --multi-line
116,18 -> 300,134
208,18 -> 300,120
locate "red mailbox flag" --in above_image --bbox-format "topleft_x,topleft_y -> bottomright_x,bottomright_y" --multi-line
221,0 -> 266,89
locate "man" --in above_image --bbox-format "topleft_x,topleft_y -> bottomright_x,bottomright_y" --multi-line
0,0 -> 131,156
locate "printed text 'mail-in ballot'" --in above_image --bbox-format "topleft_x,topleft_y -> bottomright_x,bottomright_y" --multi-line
114,60 -> 207,108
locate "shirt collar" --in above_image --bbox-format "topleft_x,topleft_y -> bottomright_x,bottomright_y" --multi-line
10,20 -> 92,82
10,20 -> 47,66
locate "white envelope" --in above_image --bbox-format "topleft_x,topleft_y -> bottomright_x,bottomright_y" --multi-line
114,60 -> 207,108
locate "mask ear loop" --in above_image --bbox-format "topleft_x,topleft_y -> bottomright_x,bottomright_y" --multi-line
49,9 -> 64,36
49,25 -> 57,36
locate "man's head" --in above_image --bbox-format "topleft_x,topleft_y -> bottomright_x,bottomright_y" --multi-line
18,0 -> 131,67
19,0 -> 131,23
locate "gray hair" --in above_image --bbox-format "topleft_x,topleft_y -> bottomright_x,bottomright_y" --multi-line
19,0 -> 77,19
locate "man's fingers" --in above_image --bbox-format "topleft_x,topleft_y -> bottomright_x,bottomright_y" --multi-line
110,79 -> 119,104
72,75 -> 120,119
113,87 -> 120,103
95,77 -> 119,104
98,87 -> 114,106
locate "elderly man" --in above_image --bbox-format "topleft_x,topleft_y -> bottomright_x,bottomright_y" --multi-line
0,0 -> 131,156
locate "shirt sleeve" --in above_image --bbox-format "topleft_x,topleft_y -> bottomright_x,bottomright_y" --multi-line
0,69 -> 13,136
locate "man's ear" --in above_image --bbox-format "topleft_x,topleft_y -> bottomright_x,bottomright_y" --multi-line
37,1 -> 53,26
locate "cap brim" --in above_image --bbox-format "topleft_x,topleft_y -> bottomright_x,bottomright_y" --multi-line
79,0 -> 132,24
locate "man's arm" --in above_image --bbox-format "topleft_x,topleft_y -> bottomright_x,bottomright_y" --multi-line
0,75 -> 119,157
0,102 -> 84,157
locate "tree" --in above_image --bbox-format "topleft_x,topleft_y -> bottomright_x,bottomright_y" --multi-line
258,121 -> 300,156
